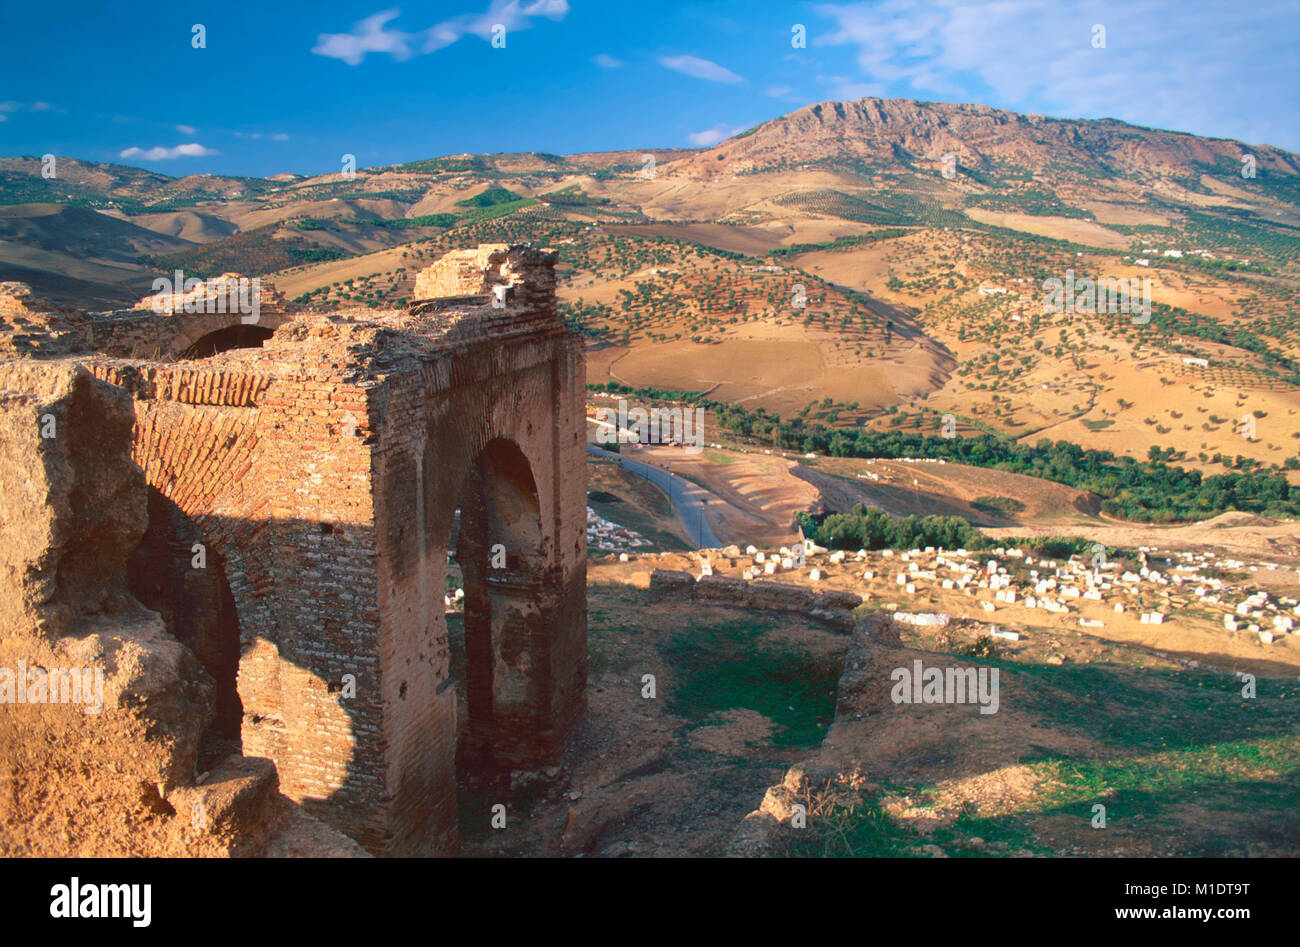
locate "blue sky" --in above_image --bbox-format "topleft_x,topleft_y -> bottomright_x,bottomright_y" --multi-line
1,0 -> 1296,178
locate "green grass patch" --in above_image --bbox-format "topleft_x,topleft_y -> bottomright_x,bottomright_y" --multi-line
787,665 -> 1299,857
538,184 -> 610,207
658,618 -> 839,747
1035,738 -> 1300,810
455,197 -> 539,223
1009,663 -> 1296,751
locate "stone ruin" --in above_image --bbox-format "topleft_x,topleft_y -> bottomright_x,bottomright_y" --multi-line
0,244 -> 588,856
649,569 -> 862,632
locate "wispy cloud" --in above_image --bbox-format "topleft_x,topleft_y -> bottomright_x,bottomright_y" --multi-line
659,54 -> 744,84
593,53 -> 623,68
688,123 -> 744,147
314,1 -> 570,66
176,124 -> 197,135
764,85 -> 792,98
0,100 -> 64,117
120,143 -> 219,160
312,9 -> 415,64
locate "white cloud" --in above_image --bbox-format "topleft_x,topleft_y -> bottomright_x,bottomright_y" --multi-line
0,100 -> 64,116
688,123 -> 743,147
765,85 -> 792,98
119,143 -> 219,161
271,133 -> 290,141
593,53 -> 623,68
659,54 -> 744,84
811,0 -> 1300,150
312,9 -> 416,65
314,1 -> 570,65
176,124 -> 197,135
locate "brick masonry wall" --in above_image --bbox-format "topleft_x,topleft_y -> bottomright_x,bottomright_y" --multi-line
88,309 -> 292,360
3,246 -> 587,857
86,358 -> 386,845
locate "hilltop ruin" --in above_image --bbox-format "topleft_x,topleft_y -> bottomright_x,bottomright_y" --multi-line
0,244 -> 588,856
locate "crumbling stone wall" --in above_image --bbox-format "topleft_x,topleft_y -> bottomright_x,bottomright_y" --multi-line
729,613 -> 900,857
0,277 -> 292,361
0,246 -> 588,857
0,283 -> 92,357
413,244 -> 505,299
0,361 -> 208,855
0,361 -> 363,856
649,569 -> 862,631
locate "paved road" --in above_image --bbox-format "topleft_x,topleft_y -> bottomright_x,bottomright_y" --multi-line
587,444 -> 721,549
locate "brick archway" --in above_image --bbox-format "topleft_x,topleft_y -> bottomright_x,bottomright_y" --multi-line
178,324 -> 275,360
54,245 -> 588,857
453,437 -> 547,774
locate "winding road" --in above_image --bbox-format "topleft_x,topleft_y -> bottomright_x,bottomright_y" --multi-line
587,444 -> 721,549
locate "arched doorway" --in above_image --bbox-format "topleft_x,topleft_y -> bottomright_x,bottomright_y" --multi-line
446,438 -> 546,777
408,414 -> 585,854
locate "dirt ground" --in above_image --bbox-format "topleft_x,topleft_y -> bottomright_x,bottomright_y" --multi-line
450,568 -> 1300,857
790,616 -> 1300,858
455,584 -> 849,856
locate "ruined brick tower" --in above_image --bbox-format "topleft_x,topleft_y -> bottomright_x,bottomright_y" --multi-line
0,245 -> 588,855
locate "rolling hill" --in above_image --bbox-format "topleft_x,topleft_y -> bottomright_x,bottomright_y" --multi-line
2,95 -> 1297,483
